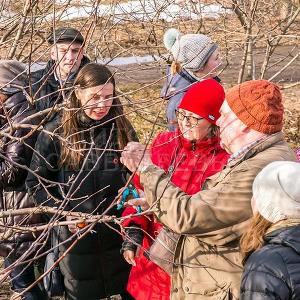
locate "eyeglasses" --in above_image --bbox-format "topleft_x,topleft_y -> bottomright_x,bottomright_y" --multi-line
175,109 -> 204,126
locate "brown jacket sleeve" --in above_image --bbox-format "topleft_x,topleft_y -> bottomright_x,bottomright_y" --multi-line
140,164 -> 253,237
140,134 -> 297,242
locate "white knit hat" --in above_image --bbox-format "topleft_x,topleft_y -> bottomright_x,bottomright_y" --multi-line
163,28 -> 217,72
253,161 -> 300,223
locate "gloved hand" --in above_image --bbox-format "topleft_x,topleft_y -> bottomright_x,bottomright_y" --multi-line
121,225 -> 143,266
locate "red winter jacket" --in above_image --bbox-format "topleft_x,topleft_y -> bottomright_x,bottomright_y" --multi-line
122,130 -> 229,300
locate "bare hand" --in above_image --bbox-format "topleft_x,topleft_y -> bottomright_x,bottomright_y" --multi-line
127,196 -> 150,211
66,216 -> 77,233
121,142 -> 152,174
66,216 -> 86,233
123,250 -> 136,266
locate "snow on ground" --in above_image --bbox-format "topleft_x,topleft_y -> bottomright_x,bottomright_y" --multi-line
1,1 -> 231,68
45,0 -> 231,22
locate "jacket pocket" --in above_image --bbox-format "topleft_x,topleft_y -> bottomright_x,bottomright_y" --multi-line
183,280 -> 232,299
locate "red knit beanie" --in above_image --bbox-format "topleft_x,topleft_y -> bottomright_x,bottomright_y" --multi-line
177,79 -> 225,124
226,80 -> 283,134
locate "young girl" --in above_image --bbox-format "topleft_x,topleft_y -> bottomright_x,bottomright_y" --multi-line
27,63 -> 136,300
161,28 -> 222,131
240,161 -> 300,299
121,79 -> 229,299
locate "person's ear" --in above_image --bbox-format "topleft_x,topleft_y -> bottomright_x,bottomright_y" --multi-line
50,45 -> 56,60
74,87 -> 81,100
238,119 -> 249,133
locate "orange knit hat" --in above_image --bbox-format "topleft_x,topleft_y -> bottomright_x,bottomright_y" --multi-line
226,80 -> 283,134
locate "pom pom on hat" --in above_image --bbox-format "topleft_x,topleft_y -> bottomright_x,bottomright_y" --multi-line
226,80 -> 284,134
163,28 -> 180,50
177,79 -> 225,124
253,161 -> 300,223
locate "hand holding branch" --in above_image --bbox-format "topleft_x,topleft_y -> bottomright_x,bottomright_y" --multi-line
120,142 -> 153,175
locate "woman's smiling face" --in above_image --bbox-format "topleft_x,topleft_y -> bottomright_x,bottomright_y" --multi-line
177,108 -> 211,141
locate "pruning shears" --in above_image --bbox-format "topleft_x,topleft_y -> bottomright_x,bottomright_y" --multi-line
117,184 -> 142,214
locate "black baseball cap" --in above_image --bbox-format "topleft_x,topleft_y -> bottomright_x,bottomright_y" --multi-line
48,27 -> 84,45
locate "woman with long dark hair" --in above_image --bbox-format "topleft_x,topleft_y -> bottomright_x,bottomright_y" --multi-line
27,63 -> 136,300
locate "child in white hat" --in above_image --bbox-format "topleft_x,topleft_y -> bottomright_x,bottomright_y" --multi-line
240,161 -> 300,300
161,28 -> 222,131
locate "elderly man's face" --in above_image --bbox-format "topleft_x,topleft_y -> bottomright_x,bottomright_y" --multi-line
216,100 -> 243,154
50,41 -> 83,80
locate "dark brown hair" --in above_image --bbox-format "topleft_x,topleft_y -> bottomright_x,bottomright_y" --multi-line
60,63 -> 134,169
240,213 -> 272,265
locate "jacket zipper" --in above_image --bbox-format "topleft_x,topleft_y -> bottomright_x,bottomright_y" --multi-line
191,140 -> 196,151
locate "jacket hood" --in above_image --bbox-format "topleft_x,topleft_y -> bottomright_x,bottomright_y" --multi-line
4,91 -> 27,111
265,224 -> 300,255
0,92 -> 28,128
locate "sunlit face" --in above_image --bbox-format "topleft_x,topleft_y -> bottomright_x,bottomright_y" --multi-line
75,83 -> 114,121
177,108 -> 211,141
216,100 -> 242,153
51,41 -> 84,80
195,48 -> 222,78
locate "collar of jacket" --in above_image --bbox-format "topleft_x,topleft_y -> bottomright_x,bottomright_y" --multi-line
226,132 -> 284,168
76,109 -> 115,130
266,218 -> 300,235
178,68 -> 198,83
265,223 -> 300,255
42,55 -> 91,85
182,67 -> 221,83
176,129 -> 222,153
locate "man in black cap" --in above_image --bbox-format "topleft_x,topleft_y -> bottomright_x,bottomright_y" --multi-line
30,27 -> 90,116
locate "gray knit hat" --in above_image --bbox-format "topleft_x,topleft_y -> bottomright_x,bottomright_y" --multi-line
253,161 -> 300,223
0,60 -> 27,95
163,28 -> 217,72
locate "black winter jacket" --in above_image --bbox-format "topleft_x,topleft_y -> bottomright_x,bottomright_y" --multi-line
0,92 -> 43,257
26,113 -> 135,300
241,225 -> 300,300
29,56 -> 90,115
